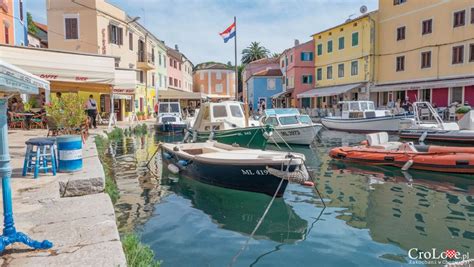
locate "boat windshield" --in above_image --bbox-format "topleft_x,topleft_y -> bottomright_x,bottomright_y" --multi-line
349,102 -> 360,111
170,103 -> 180,113
159,103 -> 180,113
213,105 -> 227,118
279,116 -> 299,125
298,115 -> 312,124
229,105 -> 243,117
264,117 -> 279,126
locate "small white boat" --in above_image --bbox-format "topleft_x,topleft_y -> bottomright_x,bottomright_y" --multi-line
259,108 -> 322,145
161,141 -> 309,197
321,101 -> 413,132
156,102 -> 187,132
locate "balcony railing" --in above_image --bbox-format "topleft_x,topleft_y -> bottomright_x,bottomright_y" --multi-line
138,51 -> 155,65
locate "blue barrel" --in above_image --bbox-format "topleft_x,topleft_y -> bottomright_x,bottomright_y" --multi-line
57,135 -> 83,172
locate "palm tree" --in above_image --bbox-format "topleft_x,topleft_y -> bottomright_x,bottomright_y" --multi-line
241,42 -> 270,64
271,52 -> 280,58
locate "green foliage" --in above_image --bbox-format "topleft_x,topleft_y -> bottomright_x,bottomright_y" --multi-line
241,42 -> 270,64
45,94 -> 87,132
28,97 -> 38,108
122,234 -> 161,267
94,136 -> 119,204
106,127 -> 125,141
27,12 -> 38,34
456,106 -> 471,114
132,124 -> 148,135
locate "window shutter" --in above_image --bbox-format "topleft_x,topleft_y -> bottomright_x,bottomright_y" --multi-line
309,75 -> 313,84
118,27 -> 123,45
71,19 -> 78,39
309,52 -> 314,61
108,25 -> 113,43
300,52 -> 304,61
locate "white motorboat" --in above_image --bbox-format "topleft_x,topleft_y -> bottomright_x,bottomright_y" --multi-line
321,101 -> 414,132
409,101 -> 459,130
260,108 -> 322,145
161,141 -> 308,197
156,102 -> 187,132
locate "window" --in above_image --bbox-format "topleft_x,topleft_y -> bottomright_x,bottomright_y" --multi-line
327,66 -> 333,79
301,52 -> 313,61
452,45 -> 464,64
151,47 -> 155,63
174,61 -> 177,68
163,56 -> 166,67
279,116 -> 299,125
212,105 -> 227,118
158,53 -> 162,65
471,8 -> 474,24
397,26 -> 406,41
317,44 -> 323,55
316,68 -> 322,81
216,72 -> 222,80
109,24 -> 123,45
338,63 -> 344,78
128,32 -> 133,50
351,61 -> 358,76
421,51 -> 431,68
199,71 -> 204,80
174,79 -> 178,87
470,44 -> 474,62
230,105 -> 243,117
64,17 -> 79,39
170,58 -> 173,67
393,0 -> 406,5
396,56 -> 405,71
422,19 -> 432,35
151,75 -> 155,86
453,10 -> 465,27
179,63 -> 181,70
302,75 -> 313,84
450,87 -> 463,104
169,77 -> 173,86
338,37 -> 344,50
216,84 -> 223,92
327,40 -> 333,53
3,24 -> 9,44
281,60 -> 284,67
351,32 -> 359,46
264,117 -> 279,126
285,57 -> 288,66
267,78 -> 276,90
420,89 -> 431,101
19,0 -> 23,21
139,71 -> 144,83
290,55 -> 293,62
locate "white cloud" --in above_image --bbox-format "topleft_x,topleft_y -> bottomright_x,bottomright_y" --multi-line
29,0 -> 378,65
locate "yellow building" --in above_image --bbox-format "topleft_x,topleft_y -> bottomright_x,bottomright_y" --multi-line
373,0 -> 474,108
298,12 -> 377,108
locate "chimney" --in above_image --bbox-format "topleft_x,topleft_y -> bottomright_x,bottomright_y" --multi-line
294,39 -> 300,46
175,44 -> 179,51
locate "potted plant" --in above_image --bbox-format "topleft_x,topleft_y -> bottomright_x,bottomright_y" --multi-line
455,106 -> 471,120
45,93 -> 87,134
137,111 -> 144,121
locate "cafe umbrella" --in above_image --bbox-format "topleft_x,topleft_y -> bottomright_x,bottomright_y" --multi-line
0,59 -> 52,251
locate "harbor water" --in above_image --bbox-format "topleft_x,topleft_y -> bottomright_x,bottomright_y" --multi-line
102,129 -> 474,266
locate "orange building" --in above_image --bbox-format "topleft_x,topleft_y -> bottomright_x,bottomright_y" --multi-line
0,0 -> 14,45
193,62 -> 235,100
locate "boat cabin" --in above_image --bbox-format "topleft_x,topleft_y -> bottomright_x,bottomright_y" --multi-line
157,102 -> 183,123
262,108 -> 313,127
192,101 -> 252,131
340,101 -> 389,119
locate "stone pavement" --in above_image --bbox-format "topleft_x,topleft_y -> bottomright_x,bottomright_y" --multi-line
0,128 -> 127,266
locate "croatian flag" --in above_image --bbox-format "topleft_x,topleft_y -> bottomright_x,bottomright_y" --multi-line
219,22 -> 236,43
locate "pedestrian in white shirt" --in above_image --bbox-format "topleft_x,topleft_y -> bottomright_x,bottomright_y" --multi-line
86,95 -> 97,129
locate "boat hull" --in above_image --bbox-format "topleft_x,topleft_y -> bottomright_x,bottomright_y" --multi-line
187,126 -> 270,149
330,146 -> 474,174
321,115 -> 413,132
400,129 -> 474,144
270,124 -> 322,145
156,123 -> 187,133
161,148 -> 291,197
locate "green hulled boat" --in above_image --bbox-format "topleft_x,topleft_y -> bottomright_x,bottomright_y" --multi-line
185,101 -> 272,149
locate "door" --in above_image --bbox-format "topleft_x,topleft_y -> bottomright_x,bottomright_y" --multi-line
114,99 -> 123,121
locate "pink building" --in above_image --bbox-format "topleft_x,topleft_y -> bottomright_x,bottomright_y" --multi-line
167,45 -> 183,90
278,39 -> 315,108
243,57 -> 280,102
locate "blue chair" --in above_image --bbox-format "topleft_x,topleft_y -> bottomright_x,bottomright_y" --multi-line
22,138 -> 57,178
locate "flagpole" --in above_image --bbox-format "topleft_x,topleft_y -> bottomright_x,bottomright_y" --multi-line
234,16 -> 238,101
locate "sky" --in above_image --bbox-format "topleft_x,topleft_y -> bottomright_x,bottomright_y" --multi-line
28,0 -> 378,65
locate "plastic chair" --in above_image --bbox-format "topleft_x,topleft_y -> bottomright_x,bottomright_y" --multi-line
8,112 -> 25,129
22,138 -> 57,178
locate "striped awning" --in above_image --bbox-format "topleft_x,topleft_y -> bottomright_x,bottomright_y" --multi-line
372,77 -> 474,92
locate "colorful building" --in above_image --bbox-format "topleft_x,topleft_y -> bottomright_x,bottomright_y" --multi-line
243,57 -> 280,103
13,0 -> 26,46
277,39 -> 315,108
298,12 -> 377,108
193,62 -> 235,100
247,68 -> 283,111
47,0 -> 170,119
182,54 -> 193,92
0,0 -> 14,45
166,45 -> 183,91
155,43 -> 167,102
373,0 -> 474,107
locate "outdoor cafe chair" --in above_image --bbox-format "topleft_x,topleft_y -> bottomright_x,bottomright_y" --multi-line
8,112 -> 25,129
29,113 -> 45,129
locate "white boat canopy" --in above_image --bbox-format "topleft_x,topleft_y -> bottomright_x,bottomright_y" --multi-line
0,59 -> 50,94
297,83 -> 364,98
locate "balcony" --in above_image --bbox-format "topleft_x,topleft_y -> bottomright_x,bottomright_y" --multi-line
137,51 -> 155,70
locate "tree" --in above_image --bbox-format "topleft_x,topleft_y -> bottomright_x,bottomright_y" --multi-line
241,42 -> 270,64
27,12 -> 38,34
271,52 -> 280,58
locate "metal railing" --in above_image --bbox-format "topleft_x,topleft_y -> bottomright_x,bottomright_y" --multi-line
137,51 -> 155,64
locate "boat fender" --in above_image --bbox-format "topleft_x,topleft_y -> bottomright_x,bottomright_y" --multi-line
232,143 -> 240,147
167,164 -> 180,174
209,131 -> 215,141
178,160 -> 190,167
163,152 -> 173,160
301,181 -> 315,187
263,131 -> 273,139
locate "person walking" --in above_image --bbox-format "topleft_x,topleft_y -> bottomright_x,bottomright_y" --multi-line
86,95 -> 98,129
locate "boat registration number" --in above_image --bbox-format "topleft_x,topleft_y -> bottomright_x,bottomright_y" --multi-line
241,169 -> 269,175
280,130 -> 300,136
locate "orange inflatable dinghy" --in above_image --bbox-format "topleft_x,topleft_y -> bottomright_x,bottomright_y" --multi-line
329,132 -> 474,174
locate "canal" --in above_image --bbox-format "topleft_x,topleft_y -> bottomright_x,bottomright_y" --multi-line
102,129 -> 474,266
